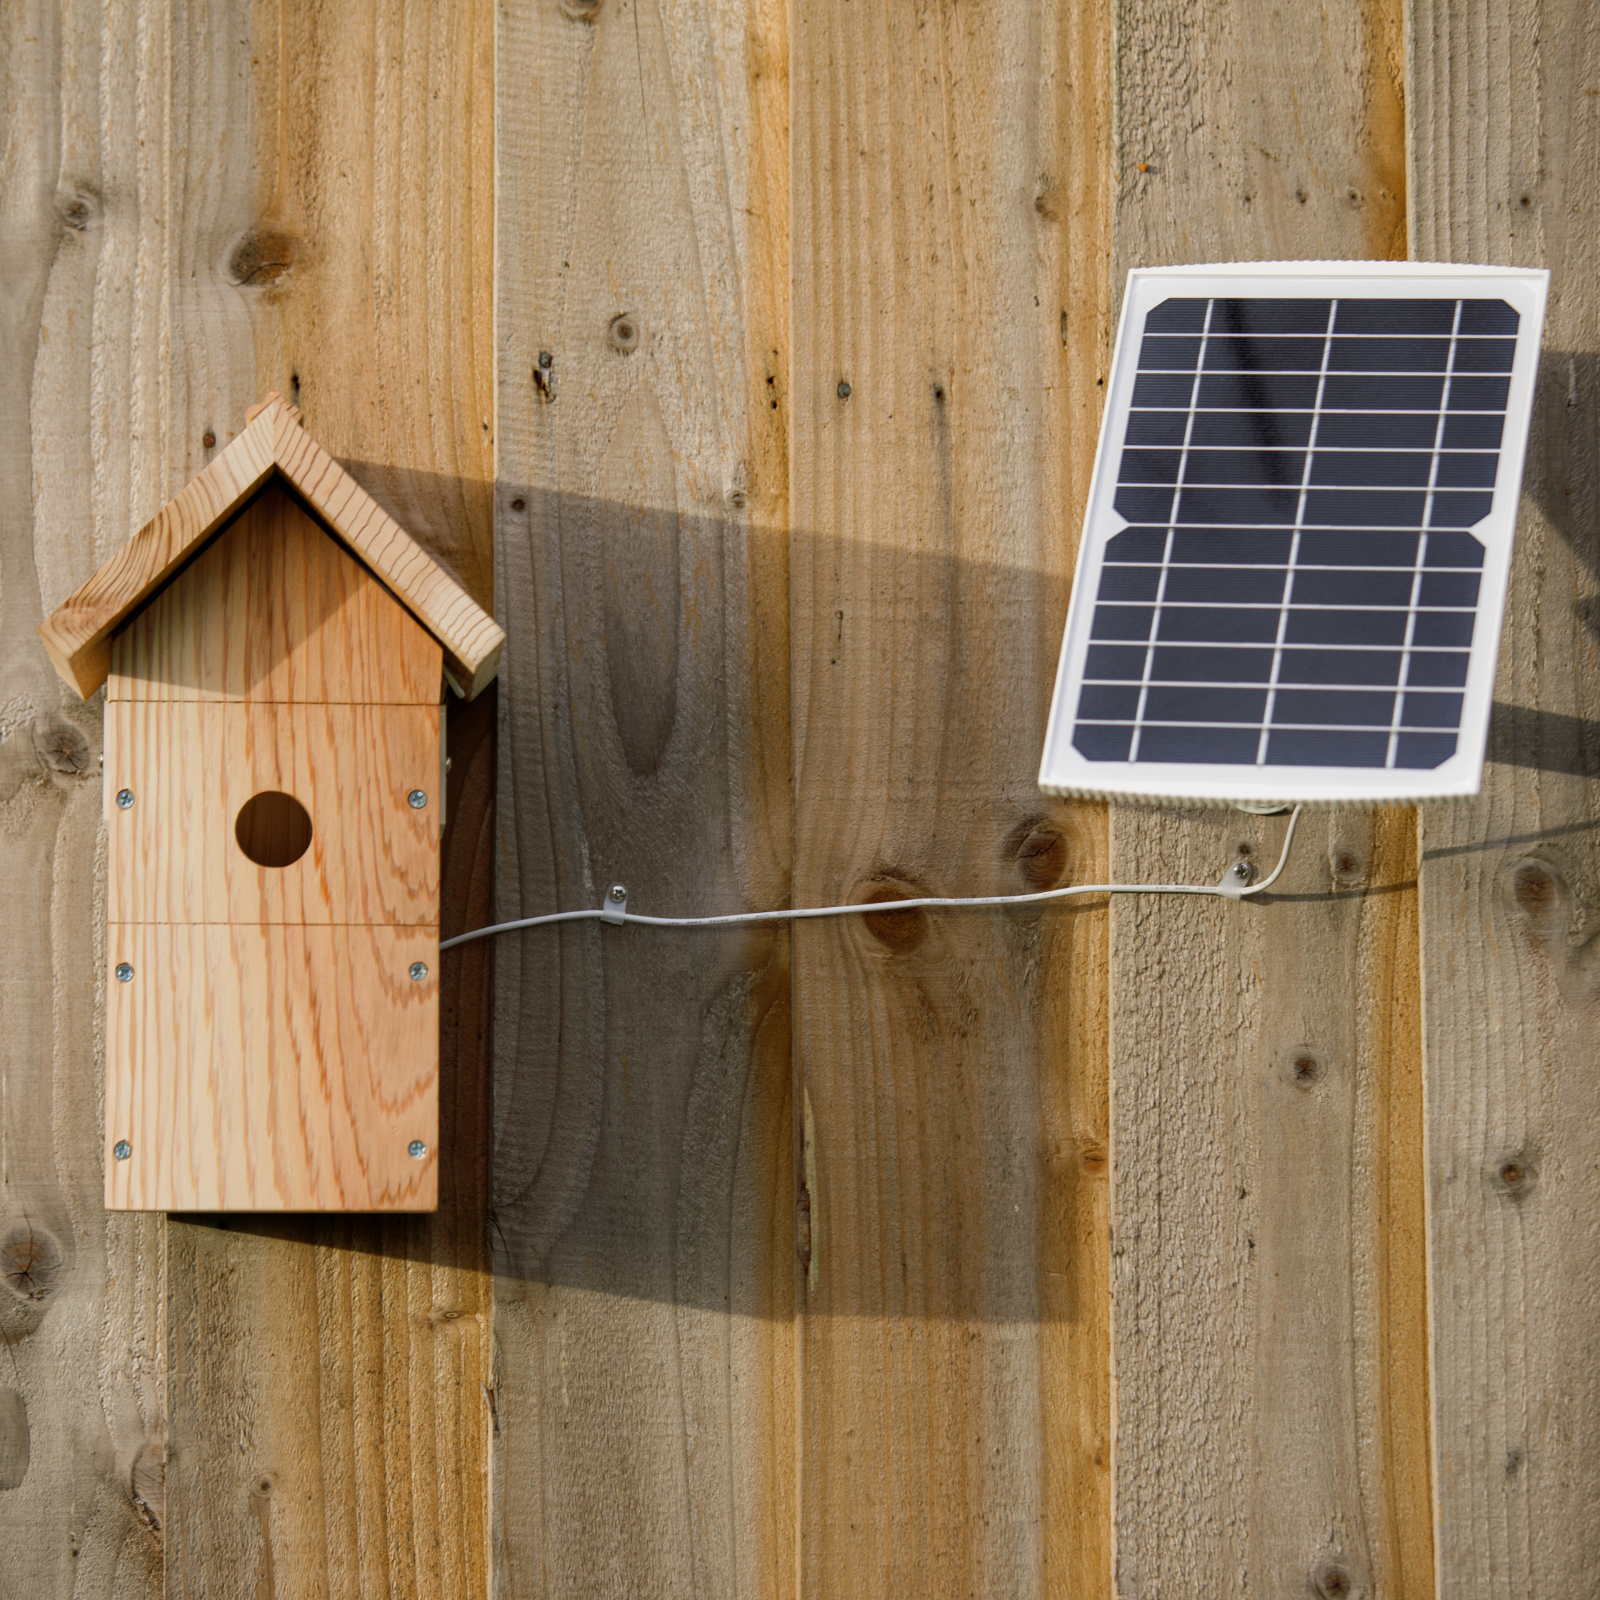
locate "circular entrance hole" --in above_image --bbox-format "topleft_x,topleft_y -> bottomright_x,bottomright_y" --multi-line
235,791 -> 313,868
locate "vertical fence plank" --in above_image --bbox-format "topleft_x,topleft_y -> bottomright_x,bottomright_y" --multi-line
492,0 -> 795,1591
1107,4 -> 1435,1596
788,2 -> 1112,1593
1409,2 -> 1600,1591
158,2 -> 496,1594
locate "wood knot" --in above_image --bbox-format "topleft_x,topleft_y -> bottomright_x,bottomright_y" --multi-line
56,186 -> 100,231
1,1226 -> 63,1302
31,715 -> 92,779
1289,1051 -> 1322,1089
1314,1562 -> 1356,1599
607,313 -> 640,353
1005,817 -> 1068,891
132,1443 -> 165,1532
1511,859 -> 1558,911
228,229 -> 297,286
1491,1152 -> 1537,1201
860,884 -> 929,953
559,0 -> 602,18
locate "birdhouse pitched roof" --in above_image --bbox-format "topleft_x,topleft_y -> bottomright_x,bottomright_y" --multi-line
39,394 -> 504,700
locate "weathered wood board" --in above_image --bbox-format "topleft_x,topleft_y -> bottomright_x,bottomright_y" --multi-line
1106,3 -> 1435,1597
787,2 -> 1113,1594
1410,2 -> 1600,1592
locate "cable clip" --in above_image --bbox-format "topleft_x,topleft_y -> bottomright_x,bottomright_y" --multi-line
1215,858 -> 1256,900
601,883 -> 629,924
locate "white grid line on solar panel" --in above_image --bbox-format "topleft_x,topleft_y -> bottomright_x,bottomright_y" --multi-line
1092,601 -> 1478,610
1085,640 -> 1471,652
1387,300 -> 1465,765
1127,298 -> 1212,761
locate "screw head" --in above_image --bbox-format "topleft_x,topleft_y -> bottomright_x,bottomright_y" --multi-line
608,884 -> 627,903
408,1140 -> 428,1160
408,789 -> 428,809
538,350 -> 553,369
113,1140 -> 132,1161
409,961 -> 428,981
837,380 -> 852,399
115,962 -> 134,983
1231,860 -> 1254,880
115,788 -> 135,810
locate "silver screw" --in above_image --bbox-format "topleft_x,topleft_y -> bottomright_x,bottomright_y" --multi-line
409,961 -> 428,981
115,962 -> 134,982
408,789 -> 428,809
116,788 -> 134,809
608,884 -> 627,903
1231,860 -> 1254,882
408,1140 -> 428,1159
113,1140 -> 132,1160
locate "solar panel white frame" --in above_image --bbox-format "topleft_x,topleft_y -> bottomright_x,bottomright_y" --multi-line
1040,261 -> 1549,806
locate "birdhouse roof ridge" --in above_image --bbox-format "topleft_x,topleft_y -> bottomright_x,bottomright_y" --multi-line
38,394 -> 504,701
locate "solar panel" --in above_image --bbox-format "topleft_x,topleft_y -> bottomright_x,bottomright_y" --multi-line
1040,263 -> 1548,806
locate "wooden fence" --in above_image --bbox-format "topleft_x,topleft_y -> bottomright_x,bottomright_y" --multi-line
2,0 -> 1595,1594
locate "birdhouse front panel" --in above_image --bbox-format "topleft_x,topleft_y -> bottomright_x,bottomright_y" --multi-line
102,481 -> 444,1211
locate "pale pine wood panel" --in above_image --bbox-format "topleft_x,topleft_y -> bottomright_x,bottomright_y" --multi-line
105,702 -> 441,926
493,0 -> 795,1591
1107,4 -> 1435,1597
1409,2 -> 1600,1590
788,3 -> 1112,1593
109,483 -> 442,705
106,924 -> 438,1211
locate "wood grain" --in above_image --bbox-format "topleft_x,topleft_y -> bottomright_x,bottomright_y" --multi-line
1409,2 -> 1600,1591
1107,3 -> 1434,1597
105,701 -> 441,927
789,1 -> 1112,1593
109,483 -> 442,705
493,0 -> 795,1590
107,924 -> 439,1212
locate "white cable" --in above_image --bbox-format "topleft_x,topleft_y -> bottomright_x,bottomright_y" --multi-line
439,805 -> 1302,951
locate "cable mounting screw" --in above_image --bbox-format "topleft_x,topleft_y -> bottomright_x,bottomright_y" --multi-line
608,884 -> 627,903
1231,860 -> 1255,882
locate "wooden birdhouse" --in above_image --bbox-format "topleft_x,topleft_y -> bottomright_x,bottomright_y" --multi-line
39,395 -> 504,1213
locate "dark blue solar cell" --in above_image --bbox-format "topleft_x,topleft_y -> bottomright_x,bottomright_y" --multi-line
1458,300 -> 1518,335
1131,372 -> 1198,407
1204,336 -> 1325,371
1286,608 -> 1409,645
1290,568 -> 1414,606
1183,450 -> 1305,486
1297,531 -> 1419,566
1177,487 -> 1301,524
1447,376 -> 1511,410
1428,491 -> 1494,527
1453,338 -> 1517,373
1151,645 -> 1276,682
1334,300 -> 1456,335
1311,451 -> 1434,488
1323,375 -> 1444,410
1092,605 -> 1155,641
1198,373 -> 1321,409
1442,412 -> 1506,449
1124,410 -> 1191,446
1076,685 -> 1143,721
1304,490 -> 1428,526
1105,527 -> 1168,560
1097,565 -> 1163,601
1120,449 -> 1183,483
1114,485 -> 1176,522
1404,650 -> 1469,687
1418,570 -> 1481,608
1411,611 -> 1476,647
1074,724 -> 1135,760
1170,529 -> 1295,563
1146,298 -> 1209,332
1158,607 -> 1282,643
1394,732 -> 1458,767
1272,689 -> 1396,726
1435,452 -> 1499,488
1139,726 -> 1263,763
1190,411 -> 1315,448
1163,565 -> 1287,604
1316,412 -> 1441,449
1400,692 -> 1463,728
1266,729 -> 1389,766
1328,337 -> 1452,372
1084,645 -> 1148,679
1145,686 -> 1267,723
1140,336 -> 1204,370
1422,531 -> 1485,567
1278,649 -> 1403,686
1211,299 -> 1331,334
